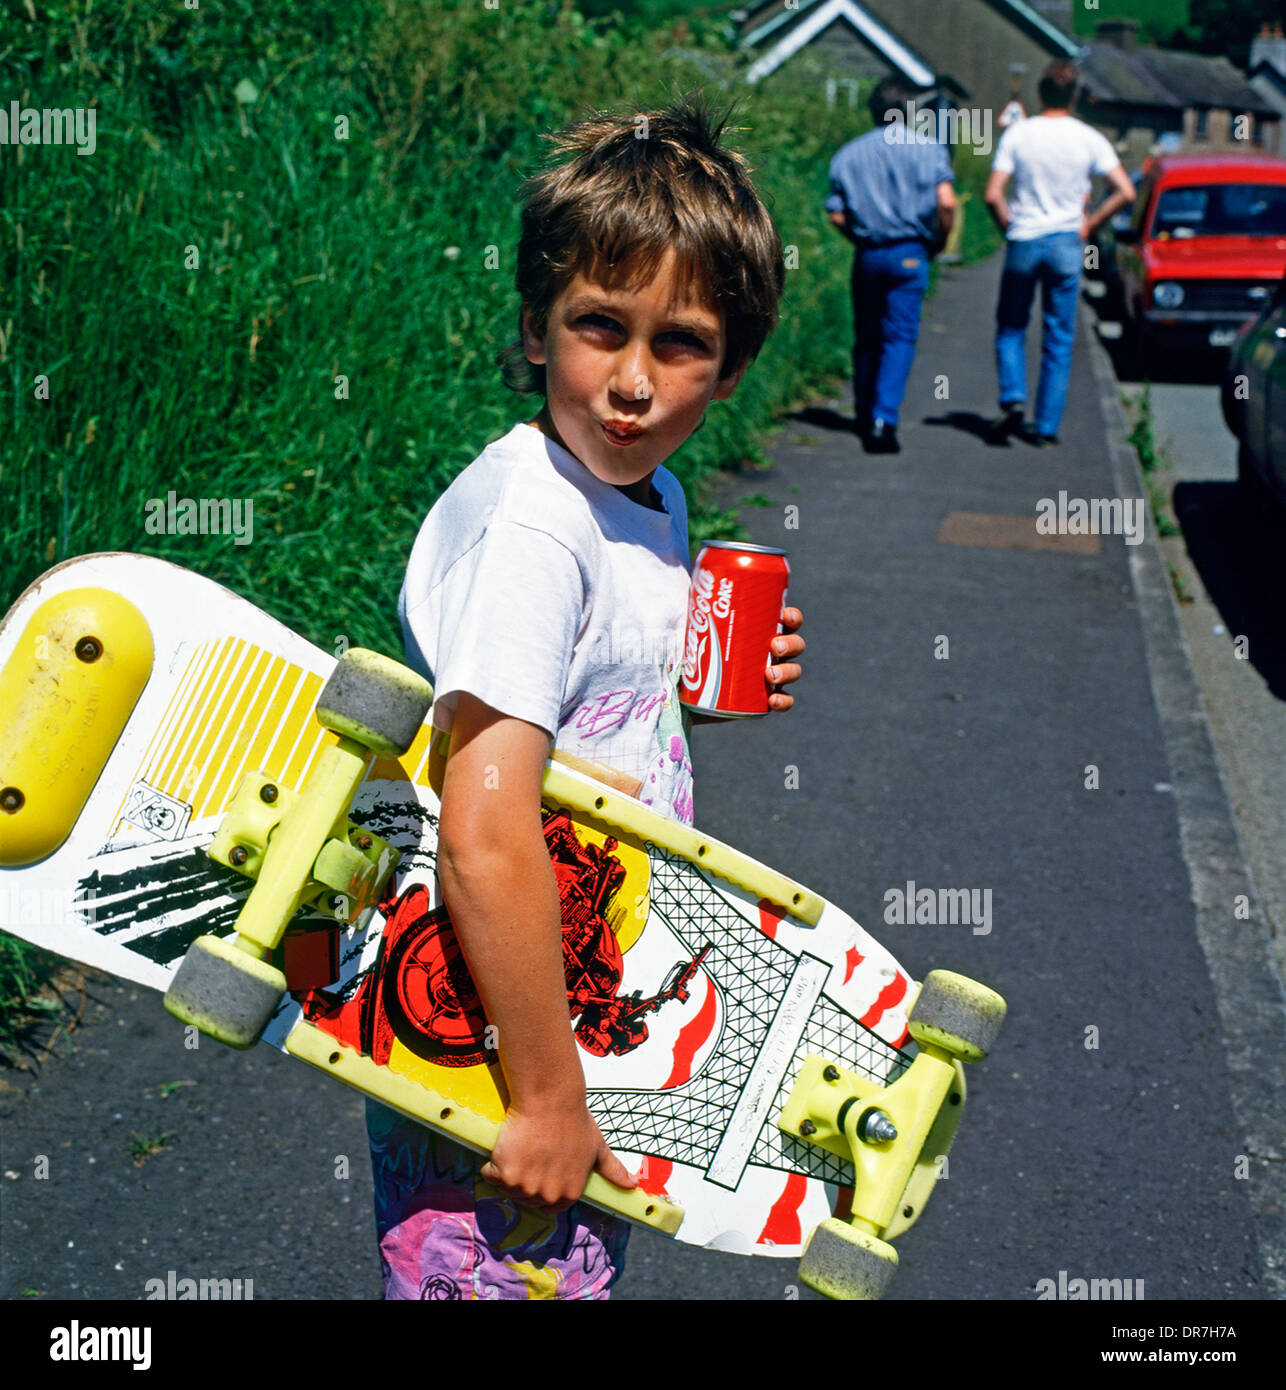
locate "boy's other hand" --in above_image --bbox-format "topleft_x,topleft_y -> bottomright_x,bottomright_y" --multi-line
767,606 -> 805,711
482,1100 -> 637,1212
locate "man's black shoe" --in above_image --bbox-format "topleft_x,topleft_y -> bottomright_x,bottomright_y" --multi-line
985,405 -> 1024,445
865,419 -> 900,454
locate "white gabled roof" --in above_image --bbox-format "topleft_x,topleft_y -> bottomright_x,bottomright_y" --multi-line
742,0 -> 937,88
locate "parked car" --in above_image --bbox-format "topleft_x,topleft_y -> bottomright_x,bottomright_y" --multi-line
1222,272 -> 1286,509
1115,153 -> 1286,363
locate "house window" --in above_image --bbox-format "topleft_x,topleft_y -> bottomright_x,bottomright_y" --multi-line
1194,108 -> 1209,139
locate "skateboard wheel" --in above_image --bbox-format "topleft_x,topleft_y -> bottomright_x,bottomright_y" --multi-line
315,649 -> 433,758
798,1219 -> 898,1301
907,970 -> 1006,1062
163,934 -> 287,1049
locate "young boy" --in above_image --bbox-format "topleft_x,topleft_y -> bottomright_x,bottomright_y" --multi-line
366,96 -> 804,1300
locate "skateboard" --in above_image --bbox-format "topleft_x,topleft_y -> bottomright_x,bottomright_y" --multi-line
0,552 -> 1006,1299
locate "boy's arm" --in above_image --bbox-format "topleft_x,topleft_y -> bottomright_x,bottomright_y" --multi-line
984,167 -> 1011,234
436,691 -> 635,1210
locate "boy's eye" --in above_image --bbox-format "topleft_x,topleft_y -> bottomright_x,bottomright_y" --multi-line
578,315 -> 709,350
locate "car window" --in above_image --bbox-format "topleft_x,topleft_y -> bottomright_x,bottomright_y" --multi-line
1154,187 -> 1208,236
1129,177 -> 1153,234
1152,183 -> 1286,238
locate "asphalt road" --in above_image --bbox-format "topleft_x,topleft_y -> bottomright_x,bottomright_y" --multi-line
1092,298 -> 1286,976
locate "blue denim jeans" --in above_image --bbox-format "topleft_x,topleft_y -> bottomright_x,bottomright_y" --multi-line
994,231 -> 1083,437
851,239 -> 931,428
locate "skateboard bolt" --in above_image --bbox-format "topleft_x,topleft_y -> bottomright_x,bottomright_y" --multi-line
823,1065 -> 841,1082
259,783 -> 278,804
229,846 -> 249,867
355,834 -> 372,850
75,636 -> 102,662
0,787 -> 24,814
859,1110 -> 898,1144
799,1120 -> 817,1136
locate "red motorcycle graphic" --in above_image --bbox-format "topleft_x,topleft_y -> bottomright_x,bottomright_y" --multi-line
303,808 -> 708,1069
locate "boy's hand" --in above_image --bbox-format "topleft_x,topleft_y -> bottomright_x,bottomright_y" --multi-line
767,606 -> 805,712
482,1099 -> 637,1212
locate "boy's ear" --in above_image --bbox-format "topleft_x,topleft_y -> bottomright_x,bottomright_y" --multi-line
521,305 -> 547,365
710,361 -> 748,402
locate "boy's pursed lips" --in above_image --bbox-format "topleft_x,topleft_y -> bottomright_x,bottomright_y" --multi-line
602,418 -> 645,444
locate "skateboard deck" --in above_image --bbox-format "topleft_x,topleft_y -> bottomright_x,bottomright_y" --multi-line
0,553 -> 1004,1296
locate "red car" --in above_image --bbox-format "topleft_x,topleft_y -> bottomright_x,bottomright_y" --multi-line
1113,152 -> 1286,360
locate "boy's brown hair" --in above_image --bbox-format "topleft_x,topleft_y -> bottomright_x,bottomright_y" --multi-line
498,93 -> 785,396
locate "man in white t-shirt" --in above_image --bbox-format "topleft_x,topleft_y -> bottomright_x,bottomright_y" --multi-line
983,61 -> 1135,445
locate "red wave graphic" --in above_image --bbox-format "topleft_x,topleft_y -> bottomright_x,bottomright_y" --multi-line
637,1157 -> 672,1197
661,977 -> 717,1089
757,898 -> 785,940
758,1172 -> 809,1247
843,945 -> 862,984
858,972 -> 909,1030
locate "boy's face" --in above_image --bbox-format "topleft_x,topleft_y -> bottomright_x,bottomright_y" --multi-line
522,248 -> 745,507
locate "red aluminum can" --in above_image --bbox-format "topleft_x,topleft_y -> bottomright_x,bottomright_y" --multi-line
680,541 -> 790,718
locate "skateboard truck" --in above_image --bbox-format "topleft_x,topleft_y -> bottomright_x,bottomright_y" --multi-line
778,969 -> 1006,1300
164,649 -> 434,1049
208,771 -> 399,927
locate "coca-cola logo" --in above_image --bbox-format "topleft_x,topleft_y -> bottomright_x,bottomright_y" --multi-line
713,576 -> 732,619
683,566 -> 715,689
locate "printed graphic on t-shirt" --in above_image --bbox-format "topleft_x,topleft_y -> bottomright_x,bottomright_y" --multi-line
638,661 -> 693,825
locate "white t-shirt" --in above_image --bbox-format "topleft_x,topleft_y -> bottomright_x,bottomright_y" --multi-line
992,115 -> 1120,241
399,421 -> 695,825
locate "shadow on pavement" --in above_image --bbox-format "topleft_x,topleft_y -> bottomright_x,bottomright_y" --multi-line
922,410 -> 1006,444
1171,477 -> 1286,698
788,404 -> 854,435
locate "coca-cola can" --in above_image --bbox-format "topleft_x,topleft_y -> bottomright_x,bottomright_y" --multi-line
680,541 -> 790,718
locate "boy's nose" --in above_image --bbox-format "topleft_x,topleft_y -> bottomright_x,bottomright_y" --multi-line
611,344 -> 654,402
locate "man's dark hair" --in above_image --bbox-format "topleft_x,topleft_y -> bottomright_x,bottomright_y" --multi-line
869,77 -> 917,125
1038,61 -> 1079,110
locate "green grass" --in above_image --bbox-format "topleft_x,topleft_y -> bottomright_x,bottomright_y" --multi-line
0,0 -> 1002,1032
1126,383 -> 1181,541
0,935 -> 71,1059
127,1129 -> 178,1166
0,0 -> 878,649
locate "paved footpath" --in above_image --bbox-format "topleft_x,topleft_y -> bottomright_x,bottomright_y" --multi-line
618,251 -> 1286,1303
3,254 -> 1283,1318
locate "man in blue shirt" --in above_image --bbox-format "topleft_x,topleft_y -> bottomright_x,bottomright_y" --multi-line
826,80 -> 956,453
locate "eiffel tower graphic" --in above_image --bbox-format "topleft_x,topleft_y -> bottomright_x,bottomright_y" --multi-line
589,845 -> 911,1190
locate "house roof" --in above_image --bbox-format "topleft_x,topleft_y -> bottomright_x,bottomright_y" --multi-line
976,0 -> 1081,58
1249,59 -> 1286,101
1080,42 -> 1278,116
739,0 -> 937,88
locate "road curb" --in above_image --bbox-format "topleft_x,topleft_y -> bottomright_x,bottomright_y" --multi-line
1083,303 -> 1286,1296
